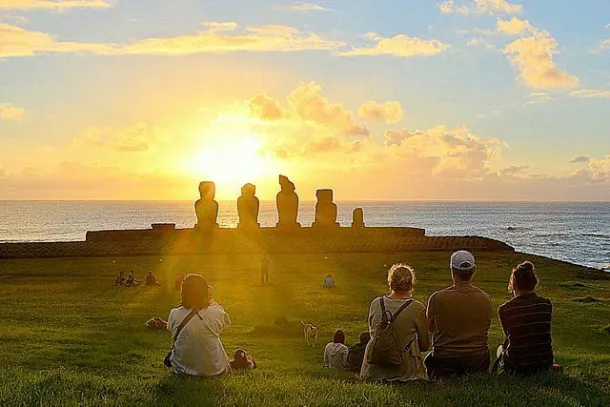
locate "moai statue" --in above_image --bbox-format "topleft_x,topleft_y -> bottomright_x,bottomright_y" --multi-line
276,175 -> 300,228
195,181 -> 219,229
312,189 -> 339,229
352,208 -> 365,228
237,183 -> 260,229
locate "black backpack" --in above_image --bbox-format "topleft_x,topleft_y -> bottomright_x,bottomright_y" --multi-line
366,297 -> 413,367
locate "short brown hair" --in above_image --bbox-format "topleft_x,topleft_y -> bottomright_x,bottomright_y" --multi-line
181,274 -> 210,309
387,264 -> 415,292
509,261 -> 538,292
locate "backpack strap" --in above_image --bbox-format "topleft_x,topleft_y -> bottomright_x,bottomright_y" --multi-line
379,297 -> 414,323
390,298 -> 414,323
172,308 -> 200,344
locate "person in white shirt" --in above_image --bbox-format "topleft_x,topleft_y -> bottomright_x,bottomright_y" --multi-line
167,274 -> 231,376
324,330 -> 349,370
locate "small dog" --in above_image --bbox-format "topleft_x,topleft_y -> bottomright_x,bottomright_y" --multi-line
301,321 -> 319,347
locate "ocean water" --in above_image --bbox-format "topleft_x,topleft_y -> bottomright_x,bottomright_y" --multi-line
0,201 -> 608,270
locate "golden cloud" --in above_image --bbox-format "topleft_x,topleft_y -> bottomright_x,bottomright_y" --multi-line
339,32 -> 449,58
281,2 -> 333,12
0,103 -> 25,121
358,100 -> 404,123
499,20 -> 579,90
0,21 -> 345,58
0,0 -> 111,10
75,122 -> 168,153
439,0 -> 522,15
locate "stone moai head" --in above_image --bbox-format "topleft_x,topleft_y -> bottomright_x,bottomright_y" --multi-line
316,189 -> 333,204
353,208 -> 364,223
279,175 -> 295,193
199,181 -> 216,200
241,183 -> 256,197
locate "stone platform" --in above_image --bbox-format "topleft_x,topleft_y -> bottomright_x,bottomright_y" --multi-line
0,225 -> 514,259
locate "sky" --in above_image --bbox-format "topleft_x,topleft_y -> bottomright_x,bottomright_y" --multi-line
1,0 -> 609,201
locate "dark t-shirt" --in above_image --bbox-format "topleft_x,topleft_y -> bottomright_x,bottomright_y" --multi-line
347,343 -> 367,372
498,293 -> 554,375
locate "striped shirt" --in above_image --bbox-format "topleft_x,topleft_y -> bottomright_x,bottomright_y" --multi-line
498,293 -> 554,374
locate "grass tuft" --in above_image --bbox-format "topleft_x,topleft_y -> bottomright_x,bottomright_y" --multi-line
571,296 -> 604,303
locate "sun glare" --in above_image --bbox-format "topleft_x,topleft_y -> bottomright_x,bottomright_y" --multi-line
189,134 -> 275,197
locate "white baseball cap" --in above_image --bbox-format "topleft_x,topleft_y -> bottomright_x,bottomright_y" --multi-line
450,250 -> 476,272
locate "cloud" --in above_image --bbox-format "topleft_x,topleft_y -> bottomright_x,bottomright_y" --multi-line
358,100 -> 404,123
287,82 -> 369,136
499,165 -> 529,176
500,20 -> 579,89
249,94 -> 288,121
591,39 -> 610,54
465,37 -> 497,51
339,32 -> 449,58
439,0 -> 522,15
382,125 -> 504,179
524,92 -> 555,105
0,21 -> 345,58
571,155 -> 590,164
75,122 -> 168,152
571,89 -> 610,99
0,0 -> 111,10
496,17 -> 534,36
280,2 -> 333,12
0,103 -> 25,121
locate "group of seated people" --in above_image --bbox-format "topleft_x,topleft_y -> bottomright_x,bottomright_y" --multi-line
115,271 -> 161,287
323,251 -> 555,381
162,251 -> 555,380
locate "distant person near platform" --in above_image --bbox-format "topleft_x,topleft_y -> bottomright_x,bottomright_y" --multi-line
145,271 -> 161,286
260,254 -> 270,285
165,274 -> 231,376
175,272 -> 185,291
425,251 -> 492,379
496,261 -> 555,376
324,274 -> 335,287
114,271 -> 126,286
361,264 -> 429,383
125,271 -> 141,287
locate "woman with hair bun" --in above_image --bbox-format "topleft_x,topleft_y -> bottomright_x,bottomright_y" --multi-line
360,264 -> 430,382
166,274 -> 232,376
497,261 -> 554,376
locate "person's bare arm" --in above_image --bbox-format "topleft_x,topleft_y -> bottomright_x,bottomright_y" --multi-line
426,294 -> 436,333
416,307 -> 431,352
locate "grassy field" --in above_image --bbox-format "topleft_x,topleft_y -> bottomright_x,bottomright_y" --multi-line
0,251 -> 609,406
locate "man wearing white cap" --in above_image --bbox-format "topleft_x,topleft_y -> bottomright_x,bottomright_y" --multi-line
424,250 -> 492,379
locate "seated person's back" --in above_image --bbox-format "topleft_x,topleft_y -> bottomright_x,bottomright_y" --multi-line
324,330 -> 349,370
425,251 -> 492,378
168,274 -> 231,376
498,261 -> 554,375
324,274 -> 335,287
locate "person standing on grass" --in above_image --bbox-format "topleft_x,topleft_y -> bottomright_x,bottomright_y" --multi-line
167,274 -> 231,376
260,254 -> 270,285
361,264 -> 429,382
497,261 -> 554,376
425,250 -> 492,379
324,330 -> 349,370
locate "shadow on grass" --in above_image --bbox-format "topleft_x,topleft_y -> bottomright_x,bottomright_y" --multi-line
153,373 -> 225,406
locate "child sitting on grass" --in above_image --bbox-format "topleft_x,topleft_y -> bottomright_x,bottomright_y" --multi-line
347,332 -> 371,373
229,349 -> 257,371
324,330 -> 349,370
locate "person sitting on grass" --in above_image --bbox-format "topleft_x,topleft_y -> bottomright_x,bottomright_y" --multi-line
324,274 -> 335,288
229,348 -> 257,371
361,264 -> 429,382
497,261 -> 555,376
347,332 -> 371,373
425,251 -> 492,380
114,271 -> 126,286
166,274 -> 231,376
324,330 -> 349,370
125,271 -> 141,287
145,271 -> 161,286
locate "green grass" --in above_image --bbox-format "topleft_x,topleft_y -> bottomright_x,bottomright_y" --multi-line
0,251 -> 609,406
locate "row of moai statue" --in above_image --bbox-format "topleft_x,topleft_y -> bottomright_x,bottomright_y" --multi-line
194,175 -> 365,230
